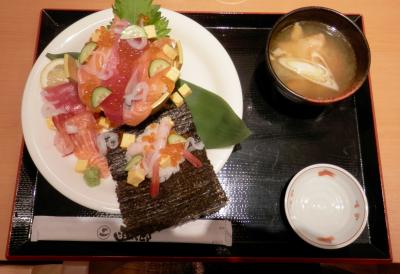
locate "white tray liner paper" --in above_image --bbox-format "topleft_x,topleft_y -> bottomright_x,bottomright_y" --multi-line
31,216 -> 232,246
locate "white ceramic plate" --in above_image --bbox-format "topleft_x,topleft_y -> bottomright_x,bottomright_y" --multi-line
284,164 -> 368,249
21,9 -> 242,214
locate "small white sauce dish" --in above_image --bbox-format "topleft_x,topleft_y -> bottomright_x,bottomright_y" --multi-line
284,163 -> 368,249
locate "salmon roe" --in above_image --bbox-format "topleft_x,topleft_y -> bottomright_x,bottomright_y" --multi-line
97,26 -> 115,48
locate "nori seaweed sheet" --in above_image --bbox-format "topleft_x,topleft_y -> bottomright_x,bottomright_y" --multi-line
106,104 -> 228,237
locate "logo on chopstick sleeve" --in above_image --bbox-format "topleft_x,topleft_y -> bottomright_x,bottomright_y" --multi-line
97,225 -> 111,240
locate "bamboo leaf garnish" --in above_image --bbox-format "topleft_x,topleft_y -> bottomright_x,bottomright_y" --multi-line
179,79 -> 251,149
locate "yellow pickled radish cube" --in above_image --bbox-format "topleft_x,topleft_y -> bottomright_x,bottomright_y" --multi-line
120,133 -> 136,148
127,168 -> 145,187
170,92 -> 184,107
162,44 -> 178,60
46,117 -> 56,130
178,83 -> 192,98
75,159 -> 88,173
144,25 -> 157,39
165,66 -> 180,82
97,116 -> 111,129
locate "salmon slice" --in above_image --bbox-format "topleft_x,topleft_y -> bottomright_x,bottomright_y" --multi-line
122,39 -> 177,126
77,68 -> 102,111
89,154 -> 110,178
52,113 -> 75,156
77,45 -> 119,111
63,111 -> 110,178
77,34 -> 178,127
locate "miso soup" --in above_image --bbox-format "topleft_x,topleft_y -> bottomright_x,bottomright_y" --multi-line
269,21 -> 357,100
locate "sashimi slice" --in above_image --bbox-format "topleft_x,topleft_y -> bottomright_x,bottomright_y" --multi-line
77,68 -> 102,110
65,112 -> 109,177
52,111 -> 110,178
52,113 -> 75,156
77,30 -> 119,113
101,40 -> 144,125
43,82 -> 85,115
121,39 -> 177,126
65,111 -> 98,157
89,154 -> 110,178
53,131 -> 74,156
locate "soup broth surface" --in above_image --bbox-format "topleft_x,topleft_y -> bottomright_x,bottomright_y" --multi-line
269,21 -> 357,100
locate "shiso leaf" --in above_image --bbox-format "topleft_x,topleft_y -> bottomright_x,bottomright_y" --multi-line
179,79 -> 251,149
112,0 -> 170,38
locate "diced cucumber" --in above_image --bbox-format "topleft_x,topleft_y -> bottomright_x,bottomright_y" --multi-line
125,154 -> 143,171
83,167 -> 100,187
120,25 -> 147,40
167,134 -> 186,144
79,42 -> 97,64
148,59 -> 170,77
92,87 -> 112,108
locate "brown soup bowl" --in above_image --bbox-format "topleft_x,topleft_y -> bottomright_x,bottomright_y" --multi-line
265,7 -> 370,105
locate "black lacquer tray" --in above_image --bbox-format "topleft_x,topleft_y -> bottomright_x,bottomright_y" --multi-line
7,10 -> 390,262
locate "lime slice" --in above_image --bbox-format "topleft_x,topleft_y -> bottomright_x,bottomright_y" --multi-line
40,58 -> 69,88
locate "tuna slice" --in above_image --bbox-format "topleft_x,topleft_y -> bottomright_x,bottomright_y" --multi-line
106,104 -> 227,238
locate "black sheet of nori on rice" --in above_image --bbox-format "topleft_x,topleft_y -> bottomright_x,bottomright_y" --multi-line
106,104 -> 228,238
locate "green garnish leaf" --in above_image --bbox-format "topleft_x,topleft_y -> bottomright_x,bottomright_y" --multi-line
46,52 -> 80,60
112,0 -> 170,38
148,4 -> 170,38
83,167 -> 101,187
180,79 -> 251,149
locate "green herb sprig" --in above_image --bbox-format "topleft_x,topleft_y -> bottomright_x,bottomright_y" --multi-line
112,0 -> 170,38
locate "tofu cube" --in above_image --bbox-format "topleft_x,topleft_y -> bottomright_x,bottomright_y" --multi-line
144,25 -> 157,39
46,117 -> 55,130
170,92 -> 184,107
178,83 -> 192,98
75,159 -> 88,173
97,116 -> 111,129
162,44 -> 178,60
127,168 -> 145,187
165,66 -> 180,82
120,133 -> 136,148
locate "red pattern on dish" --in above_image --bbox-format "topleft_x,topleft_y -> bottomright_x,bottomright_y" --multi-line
318,169 -> 335,177
317,236 -> 335,243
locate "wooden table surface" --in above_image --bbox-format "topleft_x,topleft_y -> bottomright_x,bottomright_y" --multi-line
0,0 -> 399,263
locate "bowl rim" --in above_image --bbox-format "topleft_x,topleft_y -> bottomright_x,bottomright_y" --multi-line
284,163 -> 369,249
265,6 -> 371,105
